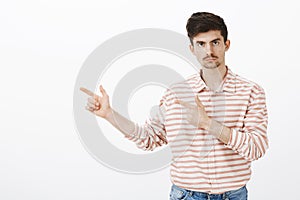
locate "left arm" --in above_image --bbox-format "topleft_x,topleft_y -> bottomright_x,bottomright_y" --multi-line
222,87 -> 268,161
177,88 -> 268,161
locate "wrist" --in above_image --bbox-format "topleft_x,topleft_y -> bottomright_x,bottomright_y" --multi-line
207,119 -> 231,144
207,119 -> 222,137
103,107 -> 114,121
201,117 -> 212,130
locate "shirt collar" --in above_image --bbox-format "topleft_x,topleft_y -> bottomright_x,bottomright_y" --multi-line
190,66 -> 236,93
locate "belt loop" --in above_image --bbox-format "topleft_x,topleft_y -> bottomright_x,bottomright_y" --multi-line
222,192 -> 228,200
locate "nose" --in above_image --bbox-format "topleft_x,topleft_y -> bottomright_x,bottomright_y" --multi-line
204,44 -> 213,55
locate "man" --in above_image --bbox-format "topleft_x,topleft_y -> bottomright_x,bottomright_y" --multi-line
81,12 -> 268,200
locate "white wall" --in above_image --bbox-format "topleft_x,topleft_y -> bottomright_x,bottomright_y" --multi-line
1,0 -> 299,199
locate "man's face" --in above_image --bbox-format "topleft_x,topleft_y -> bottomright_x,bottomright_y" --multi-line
190,30 -> 230,69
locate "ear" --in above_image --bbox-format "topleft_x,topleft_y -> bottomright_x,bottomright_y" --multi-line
225,40 -> 230,51
189,44 -> 195,55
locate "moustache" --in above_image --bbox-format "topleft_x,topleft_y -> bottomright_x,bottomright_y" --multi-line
204,55 -> 218,60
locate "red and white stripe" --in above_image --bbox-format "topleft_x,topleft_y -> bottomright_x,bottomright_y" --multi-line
126,68 -> 268,194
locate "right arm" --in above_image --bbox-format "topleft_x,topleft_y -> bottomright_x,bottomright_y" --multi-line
80,85 -> 167,151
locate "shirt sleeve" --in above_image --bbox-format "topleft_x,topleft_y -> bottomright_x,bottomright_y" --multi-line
124,92 -> 168,151
225,85 -> 269,161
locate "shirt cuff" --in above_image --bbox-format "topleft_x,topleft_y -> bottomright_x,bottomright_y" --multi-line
225,128 -> 238,150
125,123 -> 144,139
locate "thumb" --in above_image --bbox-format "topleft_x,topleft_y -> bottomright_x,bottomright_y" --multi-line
99,85 -> 107,96
195,96 -> 203,108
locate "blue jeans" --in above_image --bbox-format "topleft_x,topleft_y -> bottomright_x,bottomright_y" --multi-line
169,184 -> 247,200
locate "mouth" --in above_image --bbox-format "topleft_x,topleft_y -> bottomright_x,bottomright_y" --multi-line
204,57 -> 217,62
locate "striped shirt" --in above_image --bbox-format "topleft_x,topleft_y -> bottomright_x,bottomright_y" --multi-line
125,67 -> 268,194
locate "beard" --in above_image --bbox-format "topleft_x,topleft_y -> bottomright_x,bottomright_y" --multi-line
202,61 -> 220,69
200,54 -> 221,69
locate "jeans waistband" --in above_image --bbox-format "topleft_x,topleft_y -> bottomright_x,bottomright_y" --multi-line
171,184 -> 247,199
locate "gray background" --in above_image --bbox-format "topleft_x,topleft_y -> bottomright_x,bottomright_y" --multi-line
1,0 -> 299,199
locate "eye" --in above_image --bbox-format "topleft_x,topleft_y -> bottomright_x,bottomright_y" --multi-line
212,40 -> 220,46
196,42 -> 205,47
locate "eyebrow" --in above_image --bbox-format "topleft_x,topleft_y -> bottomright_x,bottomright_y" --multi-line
195,38 -> 222,44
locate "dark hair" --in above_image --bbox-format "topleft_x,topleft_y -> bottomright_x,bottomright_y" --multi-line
186,12 -> 228,45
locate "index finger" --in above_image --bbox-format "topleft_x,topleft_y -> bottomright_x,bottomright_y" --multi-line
80,87 -> 95,97
175,99 -> 193,108
195,96 -> 204,107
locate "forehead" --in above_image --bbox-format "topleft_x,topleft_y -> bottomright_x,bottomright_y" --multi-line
192,30 -> 224,42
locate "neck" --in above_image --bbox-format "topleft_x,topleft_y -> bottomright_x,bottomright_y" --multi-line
201,65 -> 227,91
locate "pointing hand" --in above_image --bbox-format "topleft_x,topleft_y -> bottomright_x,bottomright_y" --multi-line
175,96 -> 211,129
80,85 -> 112,119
